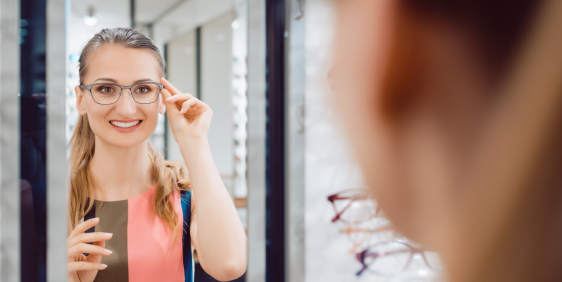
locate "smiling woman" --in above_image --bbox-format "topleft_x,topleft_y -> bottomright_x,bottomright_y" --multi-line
67,28 -> 247,282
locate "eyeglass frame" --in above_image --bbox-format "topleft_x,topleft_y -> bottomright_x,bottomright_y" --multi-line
327,188 -> 381,223
79,81 -> 164,105
355,240 -> 442,277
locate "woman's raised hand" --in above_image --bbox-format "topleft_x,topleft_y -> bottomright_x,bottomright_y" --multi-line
161,77 -> 213,142
67,218 -> 113,282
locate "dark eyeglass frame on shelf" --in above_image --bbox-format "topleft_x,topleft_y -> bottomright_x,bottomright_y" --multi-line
355,240 -> 442,277
79,81 -> 164,105
327,188 -> 380,223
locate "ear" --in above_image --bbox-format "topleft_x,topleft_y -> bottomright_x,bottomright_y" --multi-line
158,94 -> 166,114
75,85 -> 87,115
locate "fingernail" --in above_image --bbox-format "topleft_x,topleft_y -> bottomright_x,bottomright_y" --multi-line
91,217 -> 99,222
105,233 -> 113,238
104,249 -> 113,255
100,264 -> 108,269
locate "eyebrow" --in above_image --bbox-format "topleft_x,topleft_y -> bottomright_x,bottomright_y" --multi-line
92,78 -> 155,84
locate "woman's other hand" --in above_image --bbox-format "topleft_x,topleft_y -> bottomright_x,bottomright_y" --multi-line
161,77 -> 213,143
67,218 -> 113,282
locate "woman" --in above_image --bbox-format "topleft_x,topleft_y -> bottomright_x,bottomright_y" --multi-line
333,0 -> 562,281
66,28 -> 246,282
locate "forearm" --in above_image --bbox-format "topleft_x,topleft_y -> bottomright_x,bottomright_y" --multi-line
179,137 -> 247,275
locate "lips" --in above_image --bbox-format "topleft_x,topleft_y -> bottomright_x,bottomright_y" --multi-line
109,120 -> 143,132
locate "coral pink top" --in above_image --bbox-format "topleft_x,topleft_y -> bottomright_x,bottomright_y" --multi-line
84,184 -> 193,282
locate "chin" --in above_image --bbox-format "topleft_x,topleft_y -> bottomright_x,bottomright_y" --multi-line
97,133 -> 149,149
115,138 -> 148,148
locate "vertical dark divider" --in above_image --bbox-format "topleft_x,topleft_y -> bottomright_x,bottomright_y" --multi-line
20,0 -> 47,281
195,26 -> 202,100
130,0 -> 136,28
265,0 -> 286,281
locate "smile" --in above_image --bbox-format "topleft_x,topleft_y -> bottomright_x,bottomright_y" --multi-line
110,120 -> 142,128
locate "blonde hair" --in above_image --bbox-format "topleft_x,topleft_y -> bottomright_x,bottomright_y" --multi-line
69,28 -> 191,233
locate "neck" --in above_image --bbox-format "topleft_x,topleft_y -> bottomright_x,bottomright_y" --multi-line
89,136 -> 154,201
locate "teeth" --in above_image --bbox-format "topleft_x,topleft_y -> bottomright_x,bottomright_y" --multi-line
111,120 -> 140,128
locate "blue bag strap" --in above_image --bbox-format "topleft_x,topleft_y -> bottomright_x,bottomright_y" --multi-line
180,190 -> 193,282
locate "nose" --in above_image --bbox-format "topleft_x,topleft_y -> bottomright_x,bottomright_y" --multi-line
114,88 -> 137,116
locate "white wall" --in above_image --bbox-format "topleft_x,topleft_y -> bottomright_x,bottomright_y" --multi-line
164,13 -> 234,180
200,13 -> 234,178
166,31 -> 197,162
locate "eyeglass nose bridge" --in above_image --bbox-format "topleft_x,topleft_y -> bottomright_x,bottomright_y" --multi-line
119,85 -> 134,96
115,86 -> 136,103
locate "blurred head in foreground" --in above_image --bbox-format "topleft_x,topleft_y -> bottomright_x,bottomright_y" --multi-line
333,0 -> 562,281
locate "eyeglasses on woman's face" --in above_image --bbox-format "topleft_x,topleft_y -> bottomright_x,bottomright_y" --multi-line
79,81 -> 164,105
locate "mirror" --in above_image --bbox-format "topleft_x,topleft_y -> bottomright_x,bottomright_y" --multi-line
66,0 -> 248,281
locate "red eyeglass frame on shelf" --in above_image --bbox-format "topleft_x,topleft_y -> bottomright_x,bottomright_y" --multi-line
327,188 -> 381,224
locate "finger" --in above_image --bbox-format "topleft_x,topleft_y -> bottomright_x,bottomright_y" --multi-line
94,238 -> 106,249
182,97 -> 211,113
165,93 -> 194,104
161,89 -> 181,116
180,99 -> 199,114
192,106 -> 212,116
68,232 -> 112,248
68,243 -> 112,259
161,88 -> 173,100
86,240 -> 106,263
160,77 -> 183,96
69,218 -> 100,240
68,261 -> 107,272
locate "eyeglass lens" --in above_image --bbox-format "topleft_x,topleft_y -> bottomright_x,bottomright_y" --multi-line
90,83 -> 160,104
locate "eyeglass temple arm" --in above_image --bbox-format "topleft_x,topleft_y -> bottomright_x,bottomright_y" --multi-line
343,224 -> 394,253
355,249 -> 410,275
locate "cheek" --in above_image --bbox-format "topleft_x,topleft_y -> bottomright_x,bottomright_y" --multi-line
140,104 -> 160,130
85,100 -> 112,132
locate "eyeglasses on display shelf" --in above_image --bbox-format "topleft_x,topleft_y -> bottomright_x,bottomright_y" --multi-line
339,221 -> 394,254
327,188 -> 381,224
327,188 -> 445,280
355,239 -> 444,278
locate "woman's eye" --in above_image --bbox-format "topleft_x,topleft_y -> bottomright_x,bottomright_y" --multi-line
136,87 -> 149,93
100,87 -> 113,93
